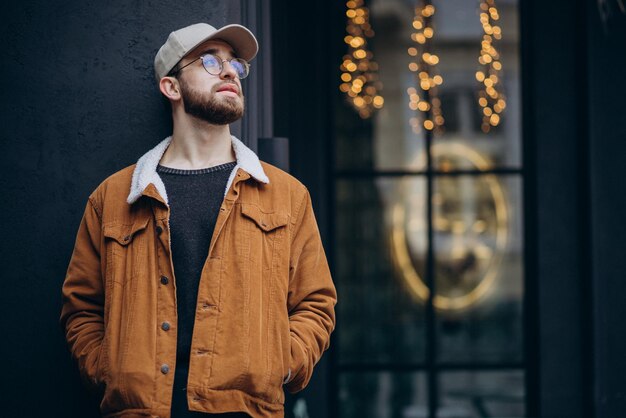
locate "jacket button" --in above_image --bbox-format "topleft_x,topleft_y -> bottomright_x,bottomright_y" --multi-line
160,364 -> 170,374
160,275 -> 169,285
161,321 -> 170,331
156,225 -> 163,234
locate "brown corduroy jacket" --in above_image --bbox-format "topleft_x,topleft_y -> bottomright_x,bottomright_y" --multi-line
59,135 -> 337,418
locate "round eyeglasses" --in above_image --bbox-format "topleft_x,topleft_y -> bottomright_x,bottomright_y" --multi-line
169,54 -> 250,80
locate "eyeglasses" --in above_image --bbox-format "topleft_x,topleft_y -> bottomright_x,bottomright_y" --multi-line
169,54 -> 250,79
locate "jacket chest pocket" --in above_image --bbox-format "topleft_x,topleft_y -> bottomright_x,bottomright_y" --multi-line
239,203 -> 290,266
241,203 -> 289,233
103,218 -> 150,288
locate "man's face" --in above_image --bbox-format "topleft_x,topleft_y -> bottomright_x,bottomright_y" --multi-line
175,39 -> 245,125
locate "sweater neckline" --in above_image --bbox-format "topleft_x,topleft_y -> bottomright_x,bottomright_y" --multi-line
156,161 -> 237,176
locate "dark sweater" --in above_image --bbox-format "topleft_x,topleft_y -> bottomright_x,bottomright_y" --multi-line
157,161 -> 249,418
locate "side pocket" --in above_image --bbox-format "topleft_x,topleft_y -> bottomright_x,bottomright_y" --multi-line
100,217 -> 151,412
95,336 -> 108,385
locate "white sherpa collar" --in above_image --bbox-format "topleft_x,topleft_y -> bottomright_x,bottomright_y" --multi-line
126,135 -> 269,205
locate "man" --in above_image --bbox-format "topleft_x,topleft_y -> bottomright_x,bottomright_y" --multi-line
59,22 -> 337,418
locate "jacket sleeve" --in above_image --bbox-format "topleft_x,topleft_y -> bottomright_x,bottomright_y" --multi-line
284,187 -> 337,393
59,196 -> 106,392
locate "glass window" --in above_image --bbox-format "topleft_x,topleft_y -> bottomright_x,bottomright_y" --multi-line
439,371 -> 525,417
337,178 -> 427,364
334,0 -> 524,415
340,372 -> 429,418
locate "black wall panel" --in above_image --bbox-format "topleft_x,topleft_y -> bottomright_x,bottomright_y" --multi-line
0,1 -> 240,417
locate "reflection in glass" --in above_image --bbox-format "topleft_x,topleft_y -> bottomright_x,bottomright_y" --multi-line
336,179 -> 427,364
340,372 -> 428,418
434,176 -> 523,363
387,145 -> 519,311
438,371 -> 525,417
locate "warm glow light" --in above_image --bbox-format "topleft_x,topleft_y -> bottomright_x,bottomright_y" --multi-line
422,5 -> 435,16
417,101 -> 430,111
477,0 -> 506,132
349,36 -> 364,47
406,1 -> 444,134
353,49 -> 366,59
340,0 -> 383,118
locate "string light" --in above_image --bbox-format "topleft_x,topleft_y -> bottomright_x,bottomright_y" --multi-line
407,1 -> 444,134
477,0 -> 506,133
339,0 -> 384,119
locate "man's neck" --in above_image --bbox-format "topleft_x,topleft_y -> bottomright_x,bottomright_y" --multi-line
160,117 -> 236,170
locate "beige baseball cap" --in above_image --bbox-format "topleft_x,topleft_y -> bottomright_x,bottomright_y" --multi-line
154,22 -> 258,82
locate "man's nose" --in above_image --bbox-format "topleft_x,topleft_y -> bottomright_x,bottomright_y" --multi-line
220,60 -> 238,80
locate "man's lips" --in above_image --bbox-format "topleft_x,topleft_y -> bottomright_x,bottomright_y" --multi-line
216,84 -> 239,95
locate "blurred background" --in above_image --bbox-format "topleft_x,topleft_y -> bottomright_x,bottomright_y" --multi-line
2,0 -> 626,417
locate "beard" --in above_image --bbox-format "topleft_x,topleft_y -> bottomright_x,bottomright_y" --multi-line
178,76 -> 245,125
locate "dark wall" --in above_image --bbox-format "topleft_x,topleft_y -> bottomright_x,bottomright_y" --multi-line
0,1 -> 241,417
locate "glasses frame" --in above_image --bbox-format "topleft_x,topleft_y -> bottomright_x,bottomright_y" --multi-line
168,53 -> 251,79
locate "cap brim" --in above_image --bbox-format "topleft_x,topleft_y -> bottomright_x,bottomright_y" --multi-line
191,24 -> 258,62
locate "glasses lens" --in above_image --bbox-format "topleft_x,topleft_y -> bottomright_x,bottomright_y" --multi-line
230,59 -> 249,79
202,55 -> 222,75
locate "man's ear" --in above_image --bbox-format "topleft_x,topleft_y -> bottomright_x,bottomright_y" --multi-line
159,76 -> 182,101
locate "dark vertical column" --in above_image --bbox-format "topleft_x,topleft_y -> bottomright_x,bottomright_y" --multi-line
240,0 -> 274,152
587,2 -> 626,417
521,0 -> 588,416
271,1 -> 335,417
